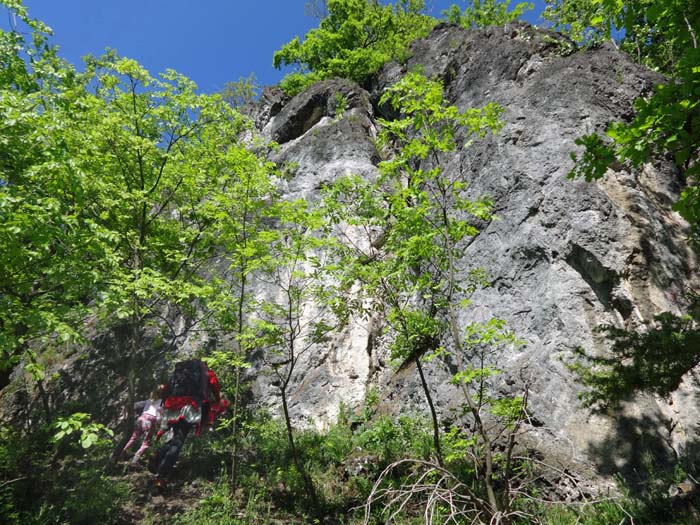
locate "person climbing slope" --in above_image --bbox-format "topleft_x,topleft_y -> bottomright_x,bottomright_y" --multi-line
149,359 -> 227,487
122,385 -> 164,467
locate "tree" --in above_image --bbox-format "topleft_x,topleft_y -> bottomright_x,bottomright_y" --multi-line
323,71 -> 504,464
326,70 -> 527,525
220,73 -> 260,109
443,0 -> 534,29
244,199 -> 335,513
1,0 -> 279,515
59,52 -> 271,436
0,2 -> 110,419
273,0 -> 436,96
203,136 -> 278,493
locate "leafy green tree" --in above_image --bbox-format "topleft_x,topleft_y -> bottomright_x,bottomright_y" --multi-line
323,71 -> 504,467
273,0 -> 436,96
1,1 -> 280,516
244,199 -> 335,513
220,73 -> 260,108
443,0 -> 533,28
545,0 -> 697,72
326,71 -> 526,523
203,138 -> 278,492
546,1 -> 700,242
0,2 -> 110,414
76,52 -> 273,434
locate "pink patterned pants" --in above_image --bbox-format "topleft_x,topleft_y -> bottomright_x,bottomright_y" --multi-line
123,413 -> 158,463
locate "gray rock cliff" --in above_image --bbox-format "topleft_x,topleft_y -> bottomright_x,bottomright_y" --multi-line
250,22 -> 699,483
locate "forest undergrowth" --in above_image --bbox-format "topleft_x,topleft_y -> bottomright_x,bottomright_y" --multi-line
3,397 -> 698,524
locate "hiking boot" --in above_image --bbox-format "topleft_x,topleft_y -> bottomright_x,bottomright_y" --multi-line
128,461 -> 143,471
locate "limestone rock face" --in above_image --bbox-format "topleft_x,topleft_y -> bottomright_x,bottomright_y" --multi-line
251,23 -> 699,477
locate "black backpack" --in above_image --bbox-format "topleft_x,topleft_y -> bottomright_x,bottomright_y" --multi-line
168,359 -> 209,404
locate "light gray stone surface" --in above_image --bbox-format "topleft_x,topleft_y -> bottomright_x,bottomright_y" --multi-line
249,23 -> 699,480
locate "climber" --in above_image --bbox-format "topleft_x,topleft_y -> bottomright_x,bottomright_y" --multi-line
149,359 -> 227,487
121,384 -> 165,467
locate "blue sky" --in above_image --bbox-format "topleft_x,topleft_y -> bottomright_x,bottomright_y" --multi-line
12,0 -> 548,94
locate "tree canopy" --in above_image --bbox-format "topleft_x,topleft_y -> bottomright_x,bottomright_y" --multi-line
443,0 -> 534,28
273,0 -> 435,95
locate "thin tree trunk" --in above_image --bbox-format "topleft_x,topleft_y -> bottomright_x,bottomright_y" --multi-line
126,336 -> 137,431
280,386 -> 319,512
126,306 -> 142,439
229,361 -> 242,492
230,180 -> 253,494
36,378 -> 51,424
446,304 -> 499,515
415,356 -> 444,468
230,262 -> 248,494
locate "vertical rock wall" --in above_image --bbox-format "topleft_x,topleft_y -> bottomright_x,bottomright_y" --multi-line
252,22 -> 699,479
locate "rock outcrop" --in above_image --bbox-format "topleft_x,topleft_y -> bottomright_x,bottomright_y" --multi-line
5,22 -> 695,492
250,22 -> 699,483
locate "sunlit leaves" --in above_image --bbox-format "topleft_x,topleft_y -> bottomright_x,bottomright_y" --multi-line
389,309 -> 444,360
444,0 -> 534,29
0,13 -> 106,370
0,2 -> 277,392
52,412 -> 114,450
323,71 -> 507,373
273,0 -> 436,95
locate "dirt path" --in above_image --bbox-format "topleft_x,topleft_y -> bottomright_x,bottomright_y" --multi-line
113,467 -> 211,524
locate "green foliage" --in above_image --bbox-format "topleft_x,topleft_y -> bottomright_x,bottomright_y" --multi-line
238,198 -> 337,512
278,71 -> 323,98
443,0 -> 534,28
567,132 -> 619,181
332,91 -> 348,120
0,0 -> 277,403
173,474 -> 274,525
176,405 -> 700,524
52,412 -> 113,449
38,468 -> 128,525
388,308 -> 444,361
537,500 -> 633,525
340,69 -> 503,339
220,73 -> 259,108
0,423 -> 127,525
531,460 -> 700,525
569,312 -> 700,410
544,0 -> 698,73
355,414 -> 433,462
80,51 -> 258,327
0,1 -> 280,515
232,411 -> 432,515
323,71 -> 505,473
0,3 -> 104,376
273,0 -> 436,95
